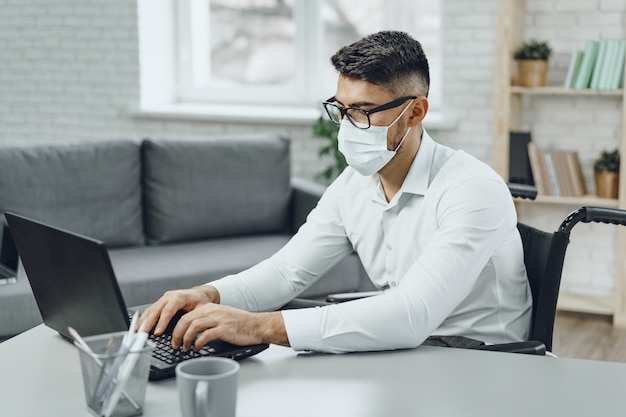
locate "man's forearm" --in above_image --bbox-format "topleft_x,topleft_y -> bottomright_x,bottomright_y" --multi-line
256,311 -> 290,347
195,284 -> 290,347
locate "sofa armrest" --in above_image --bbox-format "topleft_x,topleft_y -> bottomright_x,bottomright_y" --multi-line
0,223 -> 18,273
290,177 -> 327,232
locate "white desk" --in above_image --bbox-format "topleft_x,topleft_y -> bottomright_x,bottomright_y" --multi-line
1,324 -> 626,417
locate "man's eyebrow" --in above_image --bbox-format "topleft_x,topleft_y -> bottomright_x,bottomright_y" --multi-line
335,98 -> 377,108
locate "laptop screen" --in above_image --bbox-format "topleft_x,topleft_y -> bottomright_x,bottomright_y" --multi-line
5,212 -> 130,339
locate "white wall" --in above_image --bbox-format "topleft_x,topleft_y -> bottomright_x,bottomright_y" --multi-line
0,0 -> 624,299
513,0 -> 626,299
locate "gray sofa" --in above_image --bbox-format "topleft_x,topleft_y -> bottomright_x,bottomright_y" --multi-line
0,134 -> 371,339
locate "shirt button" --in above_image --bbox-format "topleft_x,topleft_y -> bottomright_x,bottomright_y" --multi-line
390,282 -> 397,288
386,244 -> 392,251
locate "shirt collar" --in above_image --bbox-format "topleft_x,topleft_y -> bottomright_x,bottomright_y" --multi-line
355,128 -> 436,202
401,128 -> 434,197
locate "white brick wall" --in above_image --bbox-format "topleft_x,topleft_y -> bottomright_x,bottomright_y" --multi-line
0,0 -> 347,183
0,0 -> 624,299
513,0 -> 626,299
437,0 -> 496,162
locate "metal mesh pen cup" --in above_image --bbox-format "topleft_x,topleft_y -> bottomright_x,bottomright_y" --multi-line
76,331 -> 154,417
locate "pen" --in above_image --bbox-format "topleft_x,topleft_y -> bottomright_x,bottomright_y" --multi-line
101,327 -> 149,417
68,326 -> 142,413
95,311 -> 140,402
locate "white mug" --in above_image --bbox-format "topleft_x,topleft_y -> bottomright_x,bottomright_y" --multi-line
176,357 -> 240,417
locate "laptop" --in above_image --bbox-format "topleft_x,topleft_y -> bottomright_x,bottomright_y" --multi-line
5,212 -> 269,380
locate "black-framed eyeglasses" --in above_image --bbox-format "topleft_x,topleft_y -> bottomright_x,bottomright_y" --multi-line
322,95 -> 418,129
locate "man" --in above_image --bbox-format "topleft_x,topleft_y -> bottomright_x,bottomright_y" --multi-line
139,31 -> 532,354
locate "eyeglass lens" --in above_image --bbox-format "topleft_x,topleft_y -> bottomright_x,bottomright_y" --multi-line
325,104 -> 369,128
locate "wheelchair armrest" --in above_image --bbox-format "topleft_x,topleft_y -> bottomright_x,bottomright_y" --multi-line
280,291 -> 383,309
507,183 -> 538,200
326,291 -> 384,303
474,340 -> 547,355
281,298 -> 330,310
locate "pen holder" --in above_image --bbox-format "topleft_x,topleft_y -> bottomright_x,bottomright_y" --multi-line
76,331 -> 154,417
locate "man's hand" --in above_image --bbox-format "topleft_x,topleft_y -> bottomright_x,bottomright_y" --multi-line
172,304 -> 289,351
138,285 -> 290,350
138,285 -> 219,336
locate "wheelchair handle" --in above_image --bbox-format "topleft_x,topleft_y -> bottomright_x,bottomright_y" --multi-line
507,183 -> 537,200
559,206 -> 626,233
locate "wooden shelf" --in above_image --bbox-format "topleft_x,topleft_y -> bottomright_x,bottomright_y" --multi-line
492,0 -> 626,325
558,292 -> 615,315
515,194 -> 619,207
510,86 -> 623,96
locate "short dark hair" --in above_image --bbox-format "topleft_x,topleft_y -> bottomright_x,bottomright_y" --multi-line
330,30 -> 430,97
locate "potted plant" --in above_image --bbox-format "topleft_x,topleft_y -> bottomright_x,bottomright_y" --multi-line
513,40 -> 552,87
313,116 -> 346,183
593,148 -> 620,199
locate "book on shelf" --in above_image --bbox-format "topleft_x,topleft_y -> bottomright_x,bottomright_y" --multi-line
564,51 -> 583,89
525,142 -> 587,197
526,142 -> 547,195
574,40 -> 600,89
616,39 -> 626,88
565,151 -> 587,196
553,151 -> 573,196
543,152 -> 561,196
508,131 -> 534,185
565,38 -> 626,90
589,40 -> 608,90
607,39 -> 626,90
598,39 -> 618,90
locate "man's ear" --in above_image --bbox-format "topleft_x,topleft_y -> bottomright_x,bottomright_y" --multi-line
407,97 -> 428,127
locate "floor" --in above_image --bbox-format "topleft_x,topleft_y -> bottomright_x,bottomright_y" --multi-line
552,310 -> 626,362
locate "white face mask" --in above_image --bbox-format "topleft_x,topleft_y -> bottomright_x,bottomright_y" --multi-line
338,100 -> 413,176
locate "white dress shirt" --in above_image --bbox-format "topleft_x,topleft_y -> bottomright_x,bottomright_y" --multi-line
211,130 -> 532,353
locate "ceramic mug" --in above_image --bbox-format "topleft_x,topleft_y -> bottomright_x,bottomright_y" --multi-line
176,357 -> 240,417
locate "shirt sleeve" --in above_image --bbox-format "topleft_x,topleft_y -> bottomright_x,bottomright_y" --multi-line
282,176 -> 517,353
210,175 -> 355,312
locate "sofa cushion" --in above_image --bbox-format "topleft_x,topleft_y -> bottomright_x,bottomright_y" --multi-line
0,274 -> 43,337
109,237 -> 368,307
0,140 -> 143,247
110,234 -> 293,306
142,135 -> 292,244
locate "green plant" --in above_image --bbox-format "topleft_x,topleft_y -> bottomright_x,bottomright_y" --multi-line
313,116 -> 346,182
513,40 -> 552,60
594,149 -> 620,173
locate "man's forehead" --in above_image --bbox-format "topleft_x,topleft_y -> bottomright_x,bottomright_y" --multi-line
334,76 -> 393,106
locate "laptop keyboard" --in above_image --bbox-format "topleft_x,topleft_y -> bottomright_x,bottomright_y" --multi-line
149,332 -> 217,364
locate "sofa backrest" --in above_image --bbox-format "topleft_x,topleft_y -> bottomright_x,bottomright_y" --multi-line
142,134 -> 292,244
0,140 -> 144,247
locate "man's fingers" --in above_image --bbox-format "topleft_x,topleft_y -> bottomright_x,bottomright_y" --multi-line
139,288 -> 215,339
171,310 -> 195,350
181,318 -> 212,351
193,328 -> 219,352
138,300 -> 167,334
153,304 -> 179,335
172,308 -> 218,351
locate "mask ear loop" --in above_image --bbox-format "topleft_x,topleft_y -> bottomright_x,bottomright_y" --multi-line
390,98 -> 417,152
389,98 -> 417,127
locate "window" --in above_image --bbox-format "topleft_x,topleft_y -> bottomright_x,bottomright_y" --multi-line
176,0 -> 442,112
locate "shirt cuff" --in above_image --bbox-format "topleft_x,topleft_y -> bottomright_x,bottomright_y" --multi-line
281,307 -> 324,351
205,277 -> 247,310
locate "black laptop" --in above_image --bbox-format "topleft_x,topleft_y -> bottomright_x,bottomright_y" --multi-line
5,212 -> 269,380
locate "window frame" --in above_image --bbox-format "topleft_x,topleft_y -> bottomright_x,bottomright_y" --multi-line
136,0 -> 450,128
176,0 -> 324,108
